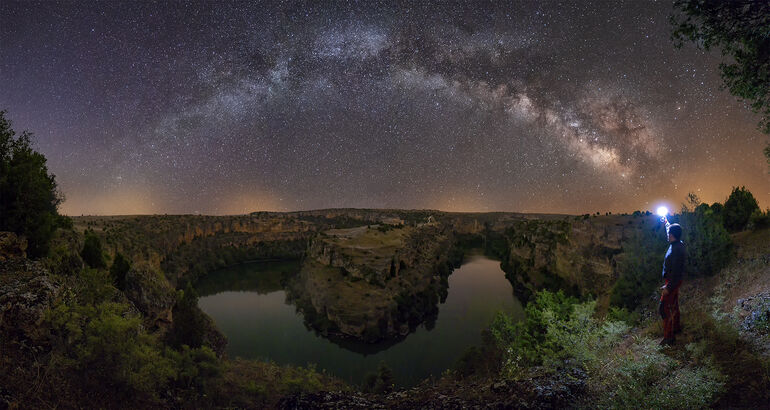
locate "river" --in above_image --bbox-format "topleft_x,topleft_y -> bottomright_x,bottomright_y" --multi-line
197,253 -> 523,387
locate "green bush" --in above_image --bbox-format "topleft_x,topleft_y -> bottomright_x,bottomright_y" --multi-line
168,345 -> 222,393
45,265 -> 222,403
491,290 -> 597,374
491,290 -> 725,408
748,208 -> 770,231
47,300 -> 177,400
610,222 -> 668,310
676,203 -> 733,276
723,186 -> 759,232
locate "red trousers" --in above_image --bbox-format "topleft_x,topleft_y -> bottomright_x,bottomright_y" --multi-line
660,280 -> 682,339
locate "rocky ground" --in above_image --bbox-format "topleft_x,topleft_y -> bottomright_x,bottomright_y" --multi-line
279,367 -> 587,409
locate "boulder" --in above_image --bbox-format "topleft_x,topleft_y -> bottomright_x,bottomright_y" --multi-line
123,261 -> 176,328
0,262 -> 60,342
0,232 -> 26,261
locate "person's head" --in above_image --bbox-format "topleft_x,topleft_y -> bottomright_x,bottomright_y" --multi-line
668,223 -> 682,242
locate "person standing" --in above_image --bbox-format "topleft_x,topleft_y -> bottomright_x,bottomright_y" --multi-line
659,221 -> 685,345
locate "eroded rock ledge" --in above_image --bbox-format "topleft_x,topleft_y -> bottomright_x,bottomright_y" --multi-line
288,223 -> 454,342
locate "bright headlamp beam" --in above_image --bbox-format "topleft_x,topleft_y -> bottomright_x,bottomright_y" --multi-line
656,206 -> 669,217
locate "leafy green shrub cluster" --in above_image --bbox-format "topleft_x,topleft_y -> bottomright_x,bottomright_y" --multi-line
723,186 -> 759,232
491,290 -> 627,375
46,283 -> 221,403
675,196 -> 733,277
748,208 -> 770,231
610,223 -> 669,310
491,290 -> 725,408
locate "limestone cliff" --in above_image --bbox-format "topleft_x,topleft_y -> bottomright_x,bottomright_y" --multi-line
498,216 -> 640,301
288,224 -> 454,343
0,233 -> 61,344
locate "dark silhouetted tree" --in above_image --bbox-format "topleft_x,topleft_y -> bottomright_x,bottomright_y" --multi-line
110,252 -> 131,290
671,0 -> 770,165
0,110 -> 64,257
168,282 -> 206,349
81,230 -> 107,269
723,186 -> 759,232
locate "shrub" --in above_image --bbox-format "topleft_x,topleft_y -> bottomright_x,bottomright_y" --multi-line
723,186 -> 759,232
748,208 -> 770,230
610,222 -> 668,310
361,362 -> 394,393
676,203 -> 733,276
47,300 -> 177,400
167,282 -> 207,349
169,345 -> 222,393
110,252 -> 131,290
81,230 -> 107,269
492,291 -> 725,408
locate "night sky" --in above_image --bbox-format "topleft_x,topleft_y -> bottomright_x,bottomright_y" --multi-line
1,1 -> 767,215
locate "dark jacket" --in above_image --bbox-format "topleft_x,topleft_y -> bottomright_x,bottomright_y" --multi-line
662,240 -> 686,288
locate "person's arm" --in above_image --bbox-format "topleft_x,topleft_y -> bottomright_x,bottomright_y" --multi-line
662,251 -> 672,294
662,216 -> 671,238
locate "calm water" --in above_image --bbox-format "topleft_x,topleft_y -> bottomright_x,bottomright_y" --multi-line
198,254 -> 523,386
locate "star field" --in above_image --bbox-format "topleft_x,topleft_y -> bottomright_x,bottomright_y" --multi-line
1,1 -> 767,215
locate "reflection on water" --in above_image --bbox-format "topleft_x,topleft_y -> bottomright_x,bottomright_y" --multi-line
198,254 -> 523,387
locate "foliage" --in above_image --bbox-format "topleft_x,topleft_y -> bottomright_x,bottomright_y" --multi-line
491,290 -> 585,374
362,361 -> 395,393
591,337 -> 724,409
0,110 -> 64,257
167,345 -> 222,394
46,299 -> 177,400
110,251 -> 131,290
606,306 -> 640,325
723,186 -> 760,232
610,219 -> 668,310
81,229 -> 107,269
167,282 -> 207,349
41,262 -> 224,404
492,290 -> 724,408
671,0 -> 770,138
749,208 -> 770,231
676,196 -> 733,276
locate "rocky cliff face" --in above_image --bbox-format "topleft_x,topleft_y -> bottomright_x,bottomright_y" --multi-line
499,216 -> 638,301
288,225 -> 454,342
123,261 -> 176,330
0,232 -> 62,344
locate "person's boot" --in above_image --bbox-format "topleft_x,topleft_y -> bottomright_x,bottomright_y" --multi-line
659,337 -> 675,346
